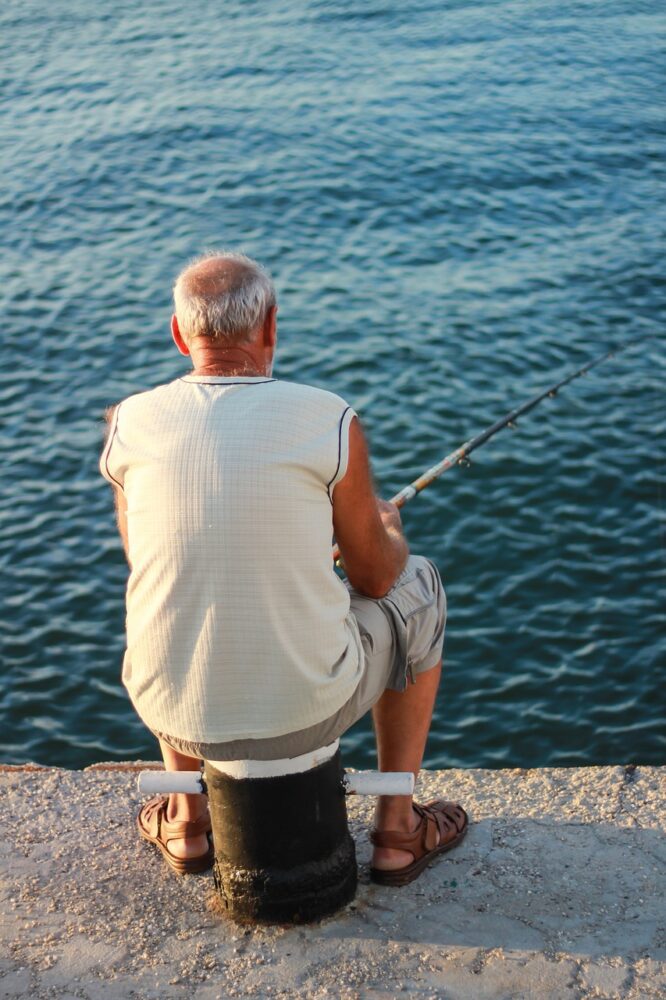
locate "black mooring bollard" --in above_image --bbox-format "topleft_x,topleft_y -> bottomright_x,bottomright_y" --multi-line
205,748 -> 357,924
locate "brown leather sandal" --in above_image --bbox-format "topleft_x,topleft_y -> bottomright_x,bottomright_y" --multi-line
137,795 -> 214,875
369,800 -> 468,886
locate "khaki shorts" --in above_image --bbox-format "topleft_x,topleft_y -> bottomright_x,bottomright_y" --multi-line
155,555 -> 446,761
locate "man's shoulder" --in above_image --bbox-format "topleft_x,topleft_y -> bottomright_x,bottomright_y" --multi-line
110,378 -> 183,415
272,379 -> 353,414
110,378 -> 354,423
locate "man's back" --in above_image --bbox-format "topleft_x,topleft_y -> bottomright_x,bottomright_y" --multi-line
101,374 -> 362,743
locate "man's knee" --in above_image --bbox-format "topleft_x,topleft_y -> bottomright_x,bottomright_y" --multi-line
407,554 -> 446,632
390,555 -> 446,678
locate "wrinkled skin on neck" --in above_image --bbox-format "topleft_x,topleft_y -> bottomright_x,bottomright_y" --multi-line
171,305 -> 277,378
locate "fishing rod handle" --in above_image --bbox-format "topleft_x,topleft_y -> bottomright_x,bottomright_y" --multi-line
390,487 -> 415,507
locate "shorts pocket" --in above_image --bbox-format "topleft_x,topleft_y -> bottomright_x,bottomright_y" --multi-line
382,563 -> 441,691
384,566 -> 436,624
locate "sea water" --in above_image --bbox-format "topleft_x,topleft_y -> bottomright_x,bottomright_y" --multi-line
1,0 -> 663,768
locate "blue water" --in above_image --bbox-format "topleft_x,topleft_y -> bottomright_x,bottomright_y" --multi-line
1,1 -> 664,770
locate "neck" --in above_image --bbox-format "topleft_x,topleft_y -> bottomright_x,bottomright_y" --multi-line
188,344 -> 272,378
191,361 -> 270,378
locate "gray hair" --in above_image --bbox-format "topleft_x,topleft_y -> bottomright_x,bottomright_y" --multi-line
173,251 -> 276,344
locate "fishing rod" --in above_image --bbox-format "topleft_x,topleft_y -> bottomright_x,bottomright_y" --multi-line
332,338 -> 643,562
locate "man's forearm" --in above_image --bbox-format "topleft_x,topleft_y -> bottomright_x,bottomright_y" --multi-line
332,418 -> 409,597
376,500 -> 409,592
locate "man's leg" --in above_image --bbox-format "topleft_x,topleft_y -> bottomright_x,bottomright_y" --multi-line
159,740 -> 210,860
371,660 -> 442,871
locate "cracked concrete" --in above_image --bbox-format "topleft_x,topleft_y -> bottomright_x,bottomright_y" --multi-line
0,764 -> 663,998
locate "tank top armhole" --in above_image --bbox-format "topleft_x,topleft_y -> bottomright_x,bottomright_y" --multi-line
99,403 -> 125,490
327,406 -> 356,501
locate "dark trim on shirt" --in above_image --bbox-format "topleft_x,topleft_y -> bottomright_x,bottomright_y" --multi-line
104,404 -> 124,490
178,377 -> 277,386
327,406 -> 353,504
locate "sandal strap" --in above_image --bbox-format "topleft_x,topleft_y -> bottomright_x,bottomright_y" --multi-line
141,796 -> 212,842
161,813 -> 212,840
424,801 -> 463,844
370,801 -> 466,860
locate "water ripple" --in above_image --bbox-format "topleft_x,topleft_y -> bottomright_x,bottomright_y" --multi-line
1,0 -> 663,768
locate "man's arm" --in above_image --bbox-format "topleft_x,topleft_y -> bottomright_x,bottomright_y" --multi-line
332,416 -> 408,598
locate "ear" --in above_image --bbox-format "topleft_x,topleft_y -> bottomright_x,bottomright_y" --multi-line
171,315 -> 191,356
262,305 -> 277,350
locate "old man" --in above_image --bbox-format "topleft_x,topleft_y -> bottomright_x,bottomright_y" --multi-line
100,251 -> 467,884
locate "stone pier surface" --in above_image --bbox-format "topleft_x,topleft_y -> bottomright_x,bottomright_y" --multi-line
0,764 -> 663,1000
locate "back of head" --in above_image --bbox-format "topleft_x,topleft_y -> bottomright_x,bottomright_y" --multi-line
173,252 -> 276,344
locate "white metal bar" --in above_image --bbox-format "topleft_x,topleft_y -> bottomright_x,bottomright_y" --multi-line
137,770 -> 204,796
343,771 -> 414,796
137,767 -> 414,797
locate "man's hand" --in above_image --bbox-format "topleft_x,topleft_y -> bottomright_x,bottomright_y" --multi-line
332,418 -> 408,598
377,498 -> 403,534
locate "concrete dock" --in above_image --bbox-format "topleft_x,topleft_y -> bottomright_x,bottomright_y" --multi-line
1,763 -> 663,999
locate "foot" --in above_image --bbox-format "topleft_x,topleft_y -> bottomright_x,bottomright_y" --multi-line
370,800 -> 468,886
371,807 -> 422,871
137,796 -> 214,874
165,797 -> 210,860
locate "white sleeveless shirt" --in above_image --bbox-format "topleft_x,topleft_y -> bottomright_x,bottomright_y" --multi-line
100,375 -> 362,742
